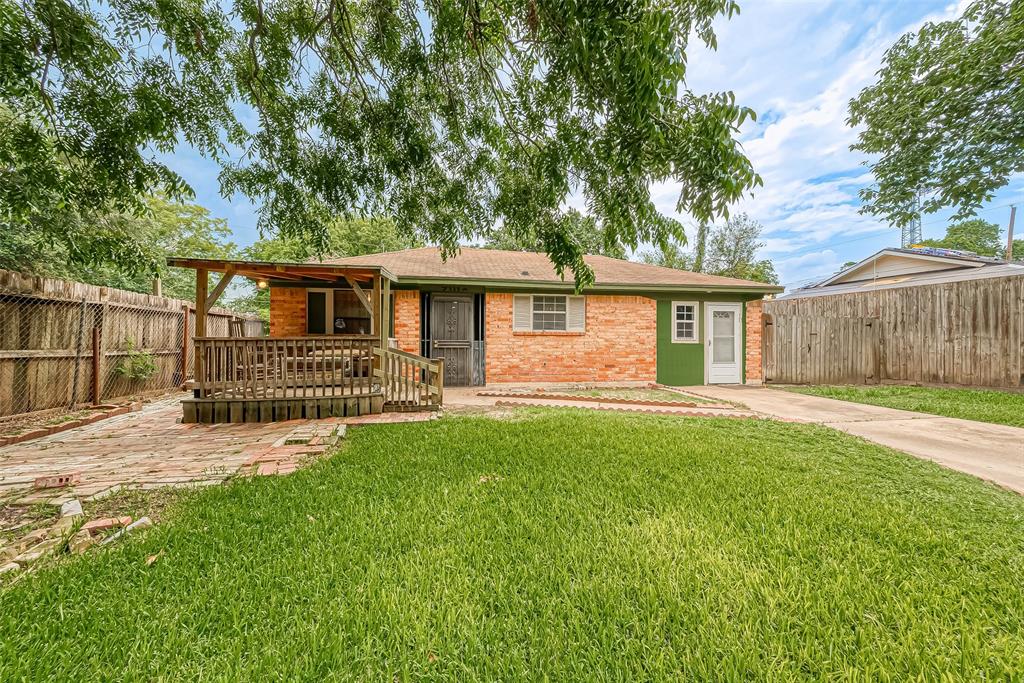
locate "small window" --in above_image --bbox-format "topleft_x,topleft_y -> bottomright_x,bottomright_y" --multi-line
513,295 -> 585,332
672,301 -> 698,342
532,295 -> 567,331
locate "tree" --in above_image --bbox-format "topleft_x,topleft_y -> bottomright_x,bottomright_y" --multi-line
232,216 -> 422,320
918,219 -> 1002,256
0,195 -> 237,300
639,214 -> 777,284
483,209 -> 626,259
918,218 -> 1024,260
2,0 -> 759,285
848,0 -> 1024,228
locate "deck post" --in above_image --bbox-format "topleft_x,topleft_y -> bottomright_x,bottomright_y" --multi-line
380,277 -> 390,348
435,357 -> 444,405
194,268 -> 208,397
372,275 -> 381,338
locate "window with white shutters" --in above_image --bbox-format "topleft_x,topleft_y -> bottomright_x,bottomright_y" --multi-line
512,295 -> 586,332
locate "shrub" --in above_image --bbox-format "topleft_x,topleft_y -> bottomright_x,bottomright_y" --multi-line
114,338 -> 157,382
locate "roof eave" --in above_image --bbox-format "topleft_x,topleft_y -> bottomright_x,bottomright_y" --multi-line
396,275 -> 782,294
166,257 -> 398,283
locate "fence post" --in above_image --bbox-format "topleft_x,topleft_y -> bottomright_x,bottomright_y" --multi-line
91,326 -> 102,405
69,297 -> 87,409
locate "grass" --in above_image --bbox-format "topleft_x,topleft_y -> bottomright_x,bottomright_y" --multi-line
1,409 -> 1023,679
785,384 -> 1024,428
556,386 -> 711,402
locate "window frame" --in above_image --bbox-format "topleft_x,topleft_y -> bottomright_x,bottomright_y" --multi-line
531,294 -> 568,332
305,287 -> 374,336
670,300 -> 699,343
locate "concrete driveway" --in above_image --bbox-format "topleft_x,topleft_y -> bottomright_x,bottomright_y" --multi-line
687,385 -> 1024,495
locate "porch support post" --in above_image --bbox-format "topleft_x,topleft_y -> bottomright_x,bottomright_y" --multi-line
371,275 -> 381,338
195,268 -> 208,336
194,268 -> 208,396
380,277 -> 390,348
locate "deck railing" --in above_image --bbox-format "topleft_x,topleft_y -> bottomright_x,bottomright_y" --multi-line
373,347 -> 444,409
194,336 -> 378,400
193,337 -> 444,410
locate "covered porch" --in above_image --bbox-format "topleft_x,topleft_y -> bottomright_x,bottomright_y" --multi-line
168,258 -> 444,423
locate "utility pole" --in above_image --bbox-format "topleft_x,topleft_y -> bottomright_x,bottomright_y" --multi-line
1007,205 -> 1016,262
901,193 -> 923,248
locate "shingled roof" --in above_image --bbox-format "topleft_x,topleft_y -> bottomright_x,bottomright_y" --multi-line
321,246 -> 781,292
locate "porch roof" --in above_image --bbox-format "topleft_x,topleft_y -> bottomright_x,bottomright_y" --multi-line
166,257 -> 396,284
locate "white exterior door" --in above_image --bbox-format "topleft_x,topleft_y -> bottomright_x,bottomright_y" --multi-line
705,303 -> 742,384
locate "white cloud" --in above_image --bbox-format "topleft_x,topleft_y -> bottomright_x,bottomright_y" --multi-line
648,0 -> 993,288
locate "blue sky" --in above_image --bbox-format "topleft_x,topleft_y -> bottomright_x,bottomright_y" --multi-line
158,0 -> 1023,290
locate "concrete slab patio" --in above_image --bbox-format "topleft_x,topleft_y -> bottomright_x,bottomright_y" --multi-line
0,394 -> 434,506
688,385 -> 1024,495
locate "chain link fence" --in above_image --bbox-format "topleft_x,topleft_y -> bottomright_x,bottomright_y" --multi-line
0,269 -> 263,419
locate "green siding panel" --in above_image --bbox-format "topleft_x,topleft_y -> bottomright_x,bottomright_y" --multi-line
655,299 -> 704,385
655,294 -> 756,386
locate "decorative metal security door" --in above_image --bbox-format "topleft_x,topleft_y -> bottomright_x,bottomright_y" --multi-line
430,296 -> 473,387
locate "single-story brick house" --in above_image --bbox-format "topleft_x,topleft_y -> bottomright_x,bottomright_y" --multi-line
270,247 -> 782,386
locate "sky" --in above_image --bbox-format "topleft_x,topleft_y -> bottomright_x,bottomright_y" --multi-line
158,0 -> 1024,292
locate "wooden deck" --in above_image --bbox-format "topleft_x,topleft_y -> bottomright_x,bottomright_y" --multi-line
183,336 -> 443,423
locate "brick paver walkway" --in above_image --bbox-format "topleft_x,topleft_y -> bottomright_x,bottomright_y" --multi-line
0,394 -> 433,506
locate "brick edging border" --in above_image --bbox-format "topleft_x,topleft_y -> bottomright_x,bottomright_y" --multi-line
0,403 -> 141,447
492,400 -> 761,420
476,391 -> 732,409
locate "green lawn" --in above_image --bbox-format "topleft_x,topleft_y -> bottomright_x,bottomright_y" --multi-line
786,384 -> 1024,428
2,410 -> 1024,679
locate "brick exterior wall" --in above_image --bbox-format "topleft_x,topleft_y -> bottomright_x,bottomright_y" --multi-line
393,290 -> 420,353
745,298 -> 764,383
270,287 -> 306,337
484,293 -> 657,383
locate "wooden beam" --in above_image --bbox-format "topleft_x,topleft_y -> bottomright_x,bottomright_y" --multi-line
372,275 -> 381,338
195,268 -> 208,394
195,268 -> 208,337
205,268 -> 235,312
345,276 -> 373,315
380,277 -> 391,348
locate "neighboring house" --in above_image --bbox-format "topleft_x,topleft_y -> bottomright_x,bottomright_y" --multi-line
273,247 -> 782,386
765,246 -> 1024,388
791,246 -> 1023,297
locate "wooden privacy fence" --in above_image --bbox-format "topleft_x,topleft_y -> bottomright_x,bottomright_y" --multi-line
0,269 -> 262,418
763,315 -> 880,385
763,273 -> 1024,388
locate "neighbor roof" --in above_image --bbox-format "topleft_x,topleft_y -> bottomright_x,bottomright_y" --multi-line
320,246 -> 782,292
778,262 -> 1024,300
809,247 -> 1003,289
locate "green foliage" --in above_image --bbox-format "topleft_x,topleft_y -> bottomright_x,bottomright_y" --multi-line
483,209 -> 627,259
0,195 -> 237,301
1,0 -> 759,285
787,385 -> 1024,429
640,213 -> 778,283
113,338 -> 157,382
848,0 -> 1024,226
2,411 -> 1024,677
235,216 -> 422,320
0,0 -> 238,269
